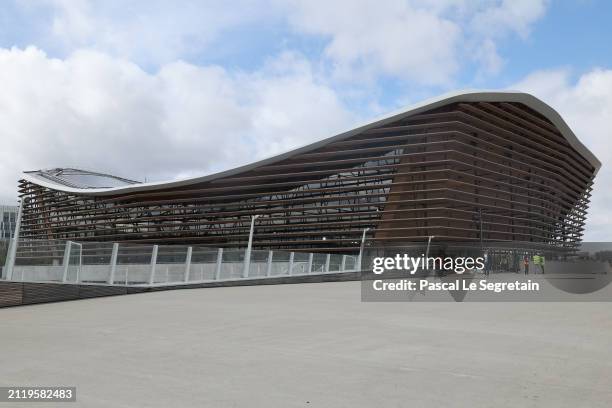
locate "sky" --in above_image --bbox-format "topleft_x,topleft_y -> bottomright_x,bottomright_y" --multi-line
0,0 -> 611,240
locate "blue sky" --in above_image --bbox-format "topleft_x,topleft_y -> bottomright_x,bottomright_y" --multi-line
0,0 -> 610,239
491,1 -> 612,80
4,0 -> 610,106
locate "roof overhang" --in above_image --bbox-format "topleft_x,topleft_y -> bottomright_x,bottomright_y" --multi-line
22,90 -> 601,196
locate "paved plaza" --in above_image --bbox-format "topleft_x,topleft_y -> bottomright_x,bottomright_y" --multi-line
1,281 -> 611,407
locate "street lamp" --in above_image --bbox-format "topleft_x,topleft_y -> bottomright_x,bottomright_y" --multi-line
425,235 -> 434,259
478,208 -> 484,250
358,227 -> 370,271
476,208 -> 489,275
243,214 -> 262,278
425,235 -> 434,274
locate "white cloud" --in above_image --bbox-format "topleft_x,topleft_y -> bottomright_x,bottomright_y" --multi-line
40,0 -> 268,66
12,0 -> 550,85
513,68 -> 612,240
283,0 -> 461,85
471,0 -> 549,39
472,38 -> 503,75
468,0 -> 549,76
0,46 -> 354,203
282,0 -> 550,84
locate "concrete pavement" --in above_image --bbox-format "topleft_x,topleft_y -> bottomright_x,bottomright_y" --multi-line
1,281 -> 611,407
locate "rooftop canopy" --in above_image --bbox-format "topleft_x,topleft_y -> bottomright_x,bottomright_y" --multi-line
23,168 -> 139,189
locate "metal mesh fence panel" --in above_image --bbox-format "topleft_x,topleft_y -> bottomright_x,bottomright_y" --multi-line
5,239 -> 359,286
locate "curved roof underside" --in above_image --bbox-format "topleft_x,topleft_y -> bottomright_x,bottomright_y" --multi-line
23,90 -> 601,196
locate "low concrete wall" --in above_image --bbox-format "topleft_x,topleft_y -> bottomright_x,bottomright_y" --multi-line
0,281 -> 136,307
0,271 -> 362,308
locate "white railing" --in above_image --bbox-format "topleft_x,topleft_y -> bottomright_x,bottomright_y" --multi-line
1,239 -> 359,286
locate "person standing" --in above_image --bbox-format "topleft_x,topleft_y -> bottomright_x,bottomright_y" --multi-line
532,254 -> 540,274
523,255 -> 529,275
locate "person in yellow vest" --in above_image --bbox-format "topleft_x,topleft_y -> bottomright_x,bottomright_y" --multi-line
532,254 -> 545,274
532,254 -> 540,274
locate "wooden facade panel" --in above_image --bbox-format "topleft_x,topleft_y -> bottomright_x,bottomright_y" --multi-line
18,102 -> 596,252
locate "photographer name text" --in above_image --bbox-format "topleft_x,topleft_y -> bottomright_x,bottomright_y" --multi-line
373,279 -> 540,293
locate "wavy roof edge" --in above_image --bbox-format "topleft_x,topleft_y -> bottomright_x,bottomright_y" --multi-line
22,89 -> 602,196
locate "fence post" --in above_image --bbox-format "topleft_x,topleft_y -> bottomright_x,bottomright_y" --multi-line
215,248 -> 223,280
325,254 -> 331,273
184,246 -> 192,282
242,248 -> 251,279
341,255 -> 347,272
108,242 -> 119,284
62,241 -> 73,283
288,252 -> 294,275
307,253 -> 313,274
3,202 -> 23,280
149,245 -> 158,285
266,250 -> 273,277
75,243 -> 82,284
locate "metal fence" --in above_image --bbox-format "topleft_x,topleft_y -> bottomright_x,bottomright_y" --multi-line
1,239 -> 359,286
0,239 -> 8,278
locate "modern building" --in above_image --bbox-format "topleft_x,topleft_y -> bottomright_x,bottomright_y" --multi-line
0,205 -> 18,240
16,91 -> 600,252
